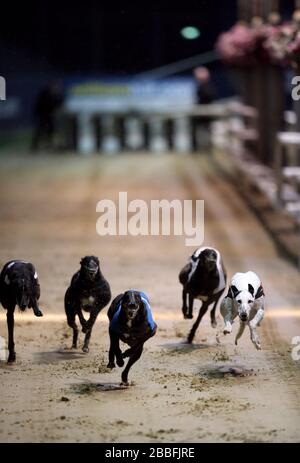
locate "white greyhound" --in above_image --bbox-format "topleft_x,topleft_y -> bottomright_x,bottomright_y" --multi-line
220,271 -> 265,350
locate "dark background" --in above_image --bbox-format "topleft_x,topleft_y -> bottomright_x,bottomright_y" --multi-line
0,0 -> 237,76
0,0 -> 296,131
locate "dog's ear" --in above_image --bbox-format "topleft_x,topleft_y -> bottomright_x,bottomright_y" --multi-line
230,285 -> 240,298
119,293 -> 125,306
248,284 -> 255,296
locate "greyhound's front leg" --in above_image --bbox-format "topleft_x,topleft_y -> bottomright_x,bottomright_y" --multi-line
6,307 -> 16,363
186,293 -> 194,319
182,289 -> 188,318
223,320 -> 233,335
121,345 -> 143,386
249,308 -> 264,350
77,309 -> 87,331
123,332 -> 153,358
187,302 -> 209,344
107,332 -> 124,369
83,308 -> 99,333
221,298 -> 236,335
82,308 -> 100,352
31,299 -> 43,317
235,321 -> 246,346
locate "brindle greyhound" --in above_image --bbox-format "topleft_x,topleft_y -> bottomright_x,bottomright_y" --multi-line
65,256 -> 111,353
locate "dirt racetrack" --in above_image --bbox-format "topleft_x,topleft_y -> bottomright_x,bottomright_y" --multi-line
0,151 -> 300,443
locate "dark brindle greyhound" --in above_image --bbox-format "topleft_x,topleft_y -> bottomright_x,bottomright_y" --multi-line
179,247 -> 227,343
107,290 -> 157,386
0,260 -> 43,363
64,256 -> 111,353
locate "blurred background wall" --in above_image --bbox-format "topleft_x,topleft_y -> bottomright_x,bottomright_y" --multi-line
0,0 -> 237,135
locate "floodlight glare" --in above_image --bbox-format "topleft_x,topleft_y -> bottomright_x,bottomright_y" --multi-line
180,26 -> 200,40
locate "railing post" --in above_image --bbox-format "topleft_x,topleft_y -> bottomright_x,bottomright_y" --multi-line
149,116 -> 168,153
77,112 -> 96,155
100,114 -> 121,154
173,116 -> 192,153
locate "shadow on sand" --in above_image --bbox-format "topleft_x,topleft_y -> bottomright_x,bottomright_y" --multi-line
34,349 -> 86,364
70,381 -> 130,394
198,364 -> 255,379
159,341 -> 212,354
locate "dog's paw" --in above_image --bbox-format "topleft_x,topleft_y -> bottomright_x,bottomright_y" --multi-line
7,353 -> 16,364
82,346 -> 89,354
34,309 -> 43,317
184,314 -> 193,320
120,380 -> 135,387
116,357 -> 125,367
121,373 -> 130,386
216,332 -> 221,344
254,341 -> 261,351
120,381 -> 129,387
122,349 -> 131,359
223,323 -> 232,335
107,362 -> 115,369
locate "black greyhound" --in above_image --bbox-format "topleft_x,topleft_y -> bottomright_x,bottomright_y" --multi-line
107,290 -> 157,386
0,260 -> 43,363
179,247 -> 227,343
65,256 -> 111,353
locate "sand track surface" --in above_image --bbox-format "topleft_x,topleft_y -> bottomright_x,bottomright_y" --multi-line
0,152 -> 300,443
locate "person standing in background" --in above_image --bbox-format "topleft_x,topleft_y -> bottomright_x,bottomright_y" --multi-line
192,67 -> 216,152
31,80 -> 64,152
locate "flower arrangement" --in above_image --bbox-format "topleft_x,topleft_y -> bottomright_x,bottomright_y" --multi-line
287,31 -> 300,68
216,22 -> 263,67
264,22 -> 297,65
216,13 -> 300,68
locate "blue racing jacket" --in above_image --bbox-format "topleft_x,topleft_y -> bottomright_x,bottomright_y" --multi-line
110,291 -> 156,334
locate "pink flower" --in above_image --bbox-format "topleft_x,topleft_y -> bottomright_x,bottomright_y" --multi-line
216,21 -> 298,67
216,24 -> 256,65
264,22 -> 296,65
287,30 -> 300,66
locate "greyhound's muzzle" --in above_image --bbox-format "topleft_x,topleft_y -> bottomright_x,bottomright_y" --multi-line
127,305 -> 138,319
240,313 -> 248,322
85,266 -> 98,278
18,299 -> 28,311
